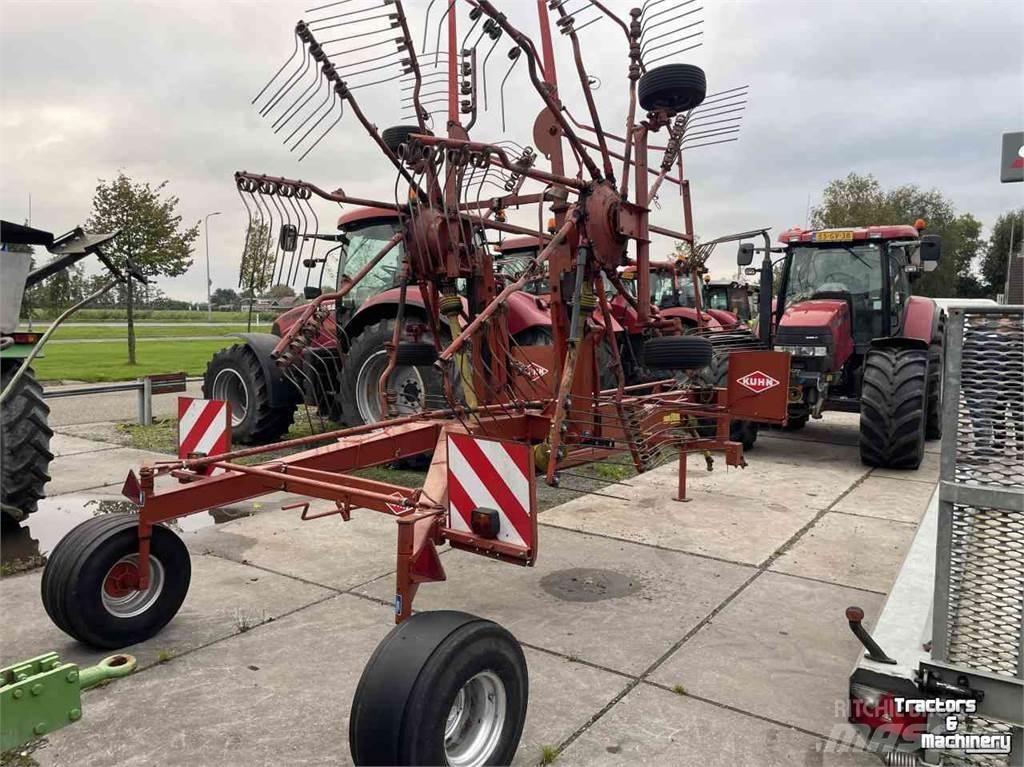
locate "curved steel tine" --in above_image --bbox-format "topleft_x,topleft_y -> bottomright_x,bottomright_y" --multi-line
311,10 -> 398,35
641,30 -> 703,60
237,187 -> 258,290
306,0 -> 359,13
433,0 -> 457,66
253,31 -> 301,106
304,195 -> 320,283
640,17 -> 702,54
307,3 -> 389,29
273,66 -> 326,133
499,49 -> 521,132
298,97 -> 345,161
680,137 -> 739,151
283,195 -> 302,286
422,0 -> 440,53
283,76 -> 339,142
644,42 -> 702,67
480,32 -> 502,112
261,44 -> 312,117
292,88 -> 339,153
266,194 -> 287,287
640,0 -> 696,36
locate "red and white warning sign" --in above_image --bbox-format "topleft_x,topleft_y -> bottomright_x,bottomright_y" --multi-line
177,397 -> 231,462
446,433 -> 535,551
736,370 -> 780,394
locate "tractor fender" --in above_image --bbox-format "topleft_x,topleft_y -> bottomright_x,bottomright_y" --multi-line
901,296 -> 942,344
869,335 -> 929,351
230,333 -> 302,408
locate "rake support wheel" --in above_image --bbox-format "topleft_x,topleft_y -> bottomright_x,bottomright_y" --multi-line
637,64 -> 707,114
382,125 -> 433,153
643,335 -> 713,371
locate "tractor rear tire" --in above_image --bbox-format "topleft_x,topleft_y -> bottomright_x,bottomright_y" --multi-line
637,64 -> 707,114
859,346 -> 928,469
203,344 -> 295,445
350,611 -> 528,766
643,335 -> 713,371
783,414 -> 808,431
382,125 -> 433,153
1,362 -> 53,523
925,318 -> 944,440
41,515 -> 190,649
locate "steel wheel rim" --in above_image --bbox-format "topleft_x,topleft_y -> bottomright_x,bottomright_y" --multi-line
101,554 -> 166,619
354,350 -> 425,424
444,670 -> 507,767
212,368 -> 248,426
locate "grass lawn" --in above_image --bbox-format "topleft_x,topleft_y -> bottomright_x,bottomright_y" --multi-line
43,324 -> 271,341
33,339 -> 231,382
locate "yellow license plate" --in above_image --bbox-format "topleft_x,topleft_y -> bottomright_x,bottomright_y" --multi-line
815,230 -> 854,242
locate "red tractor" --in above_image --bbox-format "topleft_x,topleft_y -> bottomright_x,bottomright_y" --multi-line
204,207 -> 554,444
738,222 -> 944,468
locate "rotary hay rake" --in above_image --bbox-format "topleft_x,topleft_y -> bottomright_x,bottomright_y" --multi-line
41,2 -> 790,763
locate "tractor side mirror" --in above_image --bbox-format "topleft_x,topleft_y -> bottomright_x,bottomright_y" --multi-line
737,242 -> 754,266
279,224 -> 298,252
919,235 -> 941,272
303,286 -> 322,299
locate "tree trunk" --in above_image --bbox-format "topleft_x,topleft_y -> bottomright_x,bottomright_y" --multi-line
126,277 -> 137,365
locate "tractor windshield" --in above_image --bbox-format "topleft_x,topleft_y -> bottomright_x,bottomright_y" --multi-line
650,272 -> 698,309
339,221 -> 403,306
784,243 -> 883,338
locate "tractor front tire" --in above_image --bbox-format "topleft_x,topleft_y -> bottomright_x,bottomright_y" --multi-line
859,346 -> 928,469
203,344 -> 295,445
697,352 -> 758,450
1,362 -> 53,523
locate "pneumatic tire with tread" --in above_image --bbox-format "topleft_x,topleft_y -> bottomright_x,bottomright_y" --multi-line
350,610 -> 528,766
382,125 -> 433,153
643,335 -> 713,371
202,344 -> 295,445
1,362 -> 53,523
925,316 -> 944,440
41,515 -> 190,649
859,346 -> 928,469
637,63 -> 707,113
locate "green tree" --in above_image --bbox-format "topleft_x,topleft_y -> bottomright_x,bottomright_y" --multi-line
980,208 -> 1023,297
211,287 -> 240,308
239,222 -> 275,296
267,283 -> 296,299
86,173 -> 198,363
810,173 -> 983,297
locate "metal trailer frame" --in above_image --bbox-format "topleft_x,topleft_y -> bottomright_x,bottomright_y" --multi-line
924,305 -> 1024,766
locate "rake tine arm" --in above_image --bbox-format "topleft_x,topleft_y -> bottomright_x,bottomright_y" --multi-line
552,4 -> 616,182
472,0 -> 603,182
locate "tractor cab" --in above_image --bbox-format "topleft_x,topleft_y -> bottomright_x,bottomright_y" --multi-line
738,221 -> 945,459
704,279 -> 754,323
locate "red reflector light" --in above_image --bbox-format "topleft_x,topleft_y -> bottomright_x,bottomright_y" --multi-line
849,683 -> 926,743
470,508 -> 500,539
10,332 -> 41,344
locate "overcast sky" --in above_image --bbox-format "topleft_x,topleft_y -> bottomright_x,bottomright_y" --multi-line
2,0 -> 1022,301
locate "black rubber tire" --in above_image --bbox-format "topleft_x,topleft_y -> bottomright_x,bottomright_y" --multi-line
40,515 -> 190,649
783,414 -> 808,431
637,63 -> 707,114
382,125 -> 433,153
859,346 -> 928,469
696,352 -> 758,450
1,362 -> 53,523
925,317 -> 944,440
350,611 -> 528,766
202,344 -> 295,445
643,335 -> 713,371
340,321 -> 446,429
395,341 -> 439,367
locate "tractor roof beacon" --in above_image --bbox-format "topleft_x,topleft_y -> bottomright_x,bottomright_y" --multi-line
738,220 -> 944,468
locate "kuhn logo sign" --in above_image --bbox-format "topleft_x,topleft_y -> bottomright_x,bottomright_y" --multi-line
736,371 -> 780,393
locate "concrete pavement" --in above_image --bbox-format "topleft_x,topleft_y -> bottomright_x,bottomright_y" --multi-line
0,413 -> 939,766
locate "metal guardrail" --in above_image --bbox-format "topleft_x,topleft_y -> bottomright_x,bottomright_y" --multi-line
42,373 -> 198,425
930,305 -> 1024,766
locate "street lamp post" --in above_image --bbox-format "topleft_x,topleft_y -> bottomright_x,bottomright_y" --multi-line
204,211 -> 221,320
